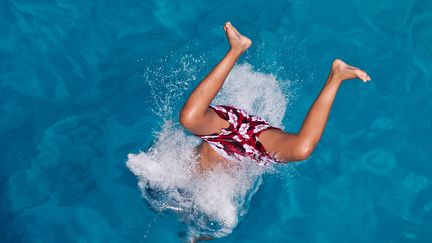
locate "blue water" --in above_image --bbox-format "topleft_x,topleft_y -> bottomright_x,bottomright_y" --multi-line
1,0 -> 432,242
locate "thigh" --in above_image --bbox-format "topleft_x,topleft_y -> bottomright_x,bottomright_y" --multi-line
185,107 -> 230,136
258,129 -> 300,161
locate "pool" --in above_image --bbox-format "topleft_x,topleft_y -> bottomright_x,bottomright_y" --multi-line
1,0 -> 431,242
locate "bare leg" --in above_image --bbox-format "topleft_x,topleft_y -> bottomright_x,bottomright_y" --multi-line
260,59 -> 371,162
180,22 -> 251,135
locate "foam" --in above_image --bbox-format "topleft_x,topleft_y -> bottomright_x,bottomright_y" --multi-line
127,59 -> 291,239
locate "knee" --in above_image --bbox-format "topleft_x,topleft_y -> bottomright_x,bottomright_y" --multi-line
179,108 -> 197,130
294,142 -> 315,161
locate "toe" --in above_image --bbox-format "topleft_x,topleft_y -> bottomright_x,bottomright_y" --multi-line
366,74 -> 371,81
355,70 -> 368,81
227,22 -> 240,34
233,27 -> 240,35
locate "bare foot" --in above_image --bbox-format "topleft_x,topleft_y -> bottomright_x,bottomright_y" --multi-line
224,22 -> 252,53
330,59 -> 371,82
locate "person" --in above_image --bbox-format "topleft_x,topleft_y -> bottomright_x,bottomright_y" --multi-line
180,22 -> 371,171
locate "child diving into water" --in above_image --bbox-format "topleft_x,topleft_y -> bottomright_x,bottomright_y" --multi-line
180,22 -> 371,171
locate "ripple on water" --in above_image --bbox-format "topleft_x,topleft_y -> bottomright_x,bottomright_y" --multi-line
361,149 -> 397,175
378,173 -> 430,224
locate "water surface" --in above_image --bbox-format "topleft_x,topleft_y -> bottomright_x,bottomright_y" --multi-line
1,0 -> 431,242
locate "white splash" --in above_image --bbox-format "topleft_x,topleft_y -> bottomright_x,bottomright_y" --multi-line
127,61 -> 291,239
214,63 -> 287,128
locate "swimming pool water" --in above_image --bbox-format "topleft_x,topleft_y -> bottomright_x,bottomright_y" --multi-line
1,0 -> 432,242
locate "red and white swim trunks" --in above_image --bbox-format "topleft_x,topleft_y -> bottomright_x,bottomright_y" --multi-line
194,105 -> 283,165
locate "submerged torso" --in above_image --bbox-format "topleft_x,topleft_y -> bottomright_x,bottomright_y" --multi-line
196,141 -> 229,170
